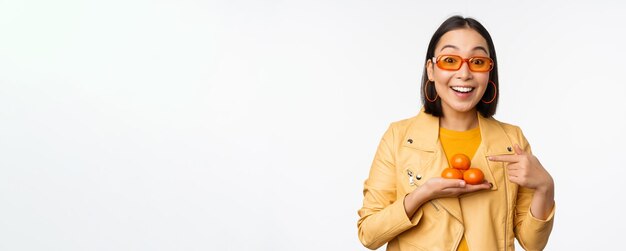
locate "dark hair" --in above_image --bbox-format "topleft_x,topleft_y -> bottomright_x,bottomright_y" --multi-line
421,16 -> 499,118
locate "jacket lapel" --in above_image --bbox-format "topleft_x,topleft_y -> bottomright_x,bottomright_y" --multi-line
476,115 -> 516,192
478,115 -> 515,157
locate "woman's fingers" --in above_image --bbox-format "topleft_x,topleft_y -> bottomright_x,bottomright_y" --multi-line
488,154 -> 519,163
506,162 -> 521,171
439,178 -> 466,188
427,178 -> 491,199
441,181 -> 490,194
488,144 -> 525,163
464,181 -> 491,192
513,144 -> 525,155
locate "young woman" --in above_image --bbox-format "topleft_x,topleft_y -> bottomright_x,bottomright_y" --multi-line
357,16 -> 555,250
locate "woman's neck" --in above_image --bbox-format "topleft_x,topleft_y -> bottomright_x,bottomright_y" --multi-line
440,109 -> 479,131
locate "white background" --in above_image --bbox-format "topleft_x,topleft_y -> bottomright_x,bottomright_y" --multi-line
1,0 -> 625,250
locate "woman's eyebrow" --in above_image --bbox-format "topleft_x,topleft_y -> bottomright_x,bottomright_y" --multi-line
439,45 -> 489,54
473,46 -> 489,54
439,45 -> 458,51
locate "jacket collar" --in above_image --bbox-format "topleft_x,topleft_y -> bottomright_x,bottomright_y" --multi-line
404,109 -> 513,156
402,109 -> 439,152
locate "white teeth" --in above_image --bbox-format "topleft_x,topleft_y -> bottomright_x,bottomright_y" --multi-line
451,86 -> 474,93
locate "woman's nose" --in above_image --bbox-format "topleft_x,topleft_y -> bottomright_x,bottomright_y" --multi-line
456,61 -> 472,80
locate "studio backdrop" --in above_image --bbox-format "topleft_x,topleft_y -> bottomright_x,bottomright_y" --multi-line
1,0 -> 625,250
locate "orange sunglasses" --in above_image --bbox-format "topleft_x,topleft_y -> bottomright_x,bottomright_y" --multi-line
433,54 -> 494,72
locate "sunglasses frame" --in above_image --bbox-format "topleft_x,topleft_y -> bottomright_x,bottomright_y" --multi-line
432,54 -> 494,72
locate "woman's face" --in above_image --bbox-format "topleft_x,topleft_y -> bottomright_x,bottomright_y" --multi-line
427,28 -> 491,115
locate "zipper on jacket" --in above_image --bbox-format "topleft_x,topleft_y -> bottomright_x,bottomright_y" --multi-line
503,162 -> 509,250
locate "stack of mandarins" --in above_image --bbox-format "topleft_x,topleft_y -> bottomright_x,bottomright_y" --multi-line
441,153 -> 485,185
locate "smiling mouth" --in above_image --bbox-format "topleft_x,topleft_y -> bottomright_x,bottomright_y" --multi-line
450,86 -> 475,93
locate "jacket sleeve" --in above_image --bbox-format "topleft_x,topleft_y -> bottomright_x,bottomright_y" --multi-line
513,129 -> 555,251
357,124 -> 424,250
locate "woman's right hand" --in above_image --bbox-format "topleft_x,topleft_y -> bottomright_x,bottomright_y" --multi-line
403,177 -> 491,218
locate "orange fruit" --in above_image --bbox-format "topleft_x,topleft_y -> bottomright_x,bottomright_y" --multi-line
441,168 -> 463,180
463,168 -> 485,185
450,153 -> 471,170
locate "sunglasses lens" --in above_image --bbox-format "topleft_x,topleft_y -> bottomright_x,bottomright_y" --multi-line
436,55 -> 493,72
437,55 -> 462,70
468,57 -> 493,72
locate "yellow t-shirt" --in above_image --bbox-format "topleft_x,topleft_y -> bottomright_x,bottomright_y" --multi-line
439,126 -> 481,251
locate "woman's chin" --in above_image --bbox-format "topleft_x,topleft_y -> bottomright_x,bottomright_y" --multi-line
443,102 -> 479,114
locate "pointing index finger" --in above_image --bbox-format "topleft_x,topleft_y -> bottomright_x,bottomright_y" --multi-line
488,154 -> 519,163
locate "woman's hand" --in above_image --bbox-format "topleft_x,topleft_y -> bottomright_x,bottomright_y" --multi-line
423,177 -> 492,200
488,144 -> 554,192
404,177 -> 490,218
488,144 -> 555,220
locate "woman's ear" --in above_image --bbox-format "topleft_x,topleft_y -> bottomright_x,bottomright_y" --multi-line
426,59 -> 434,81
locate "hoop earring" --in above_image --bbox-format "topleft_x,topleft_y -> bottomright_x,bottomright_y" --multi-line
481,81 -> 497,104
424,81 -> 438,102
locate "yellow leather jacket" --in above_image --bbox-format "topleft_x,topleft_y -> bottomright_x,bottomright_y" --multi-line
358,110 -> 555,251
